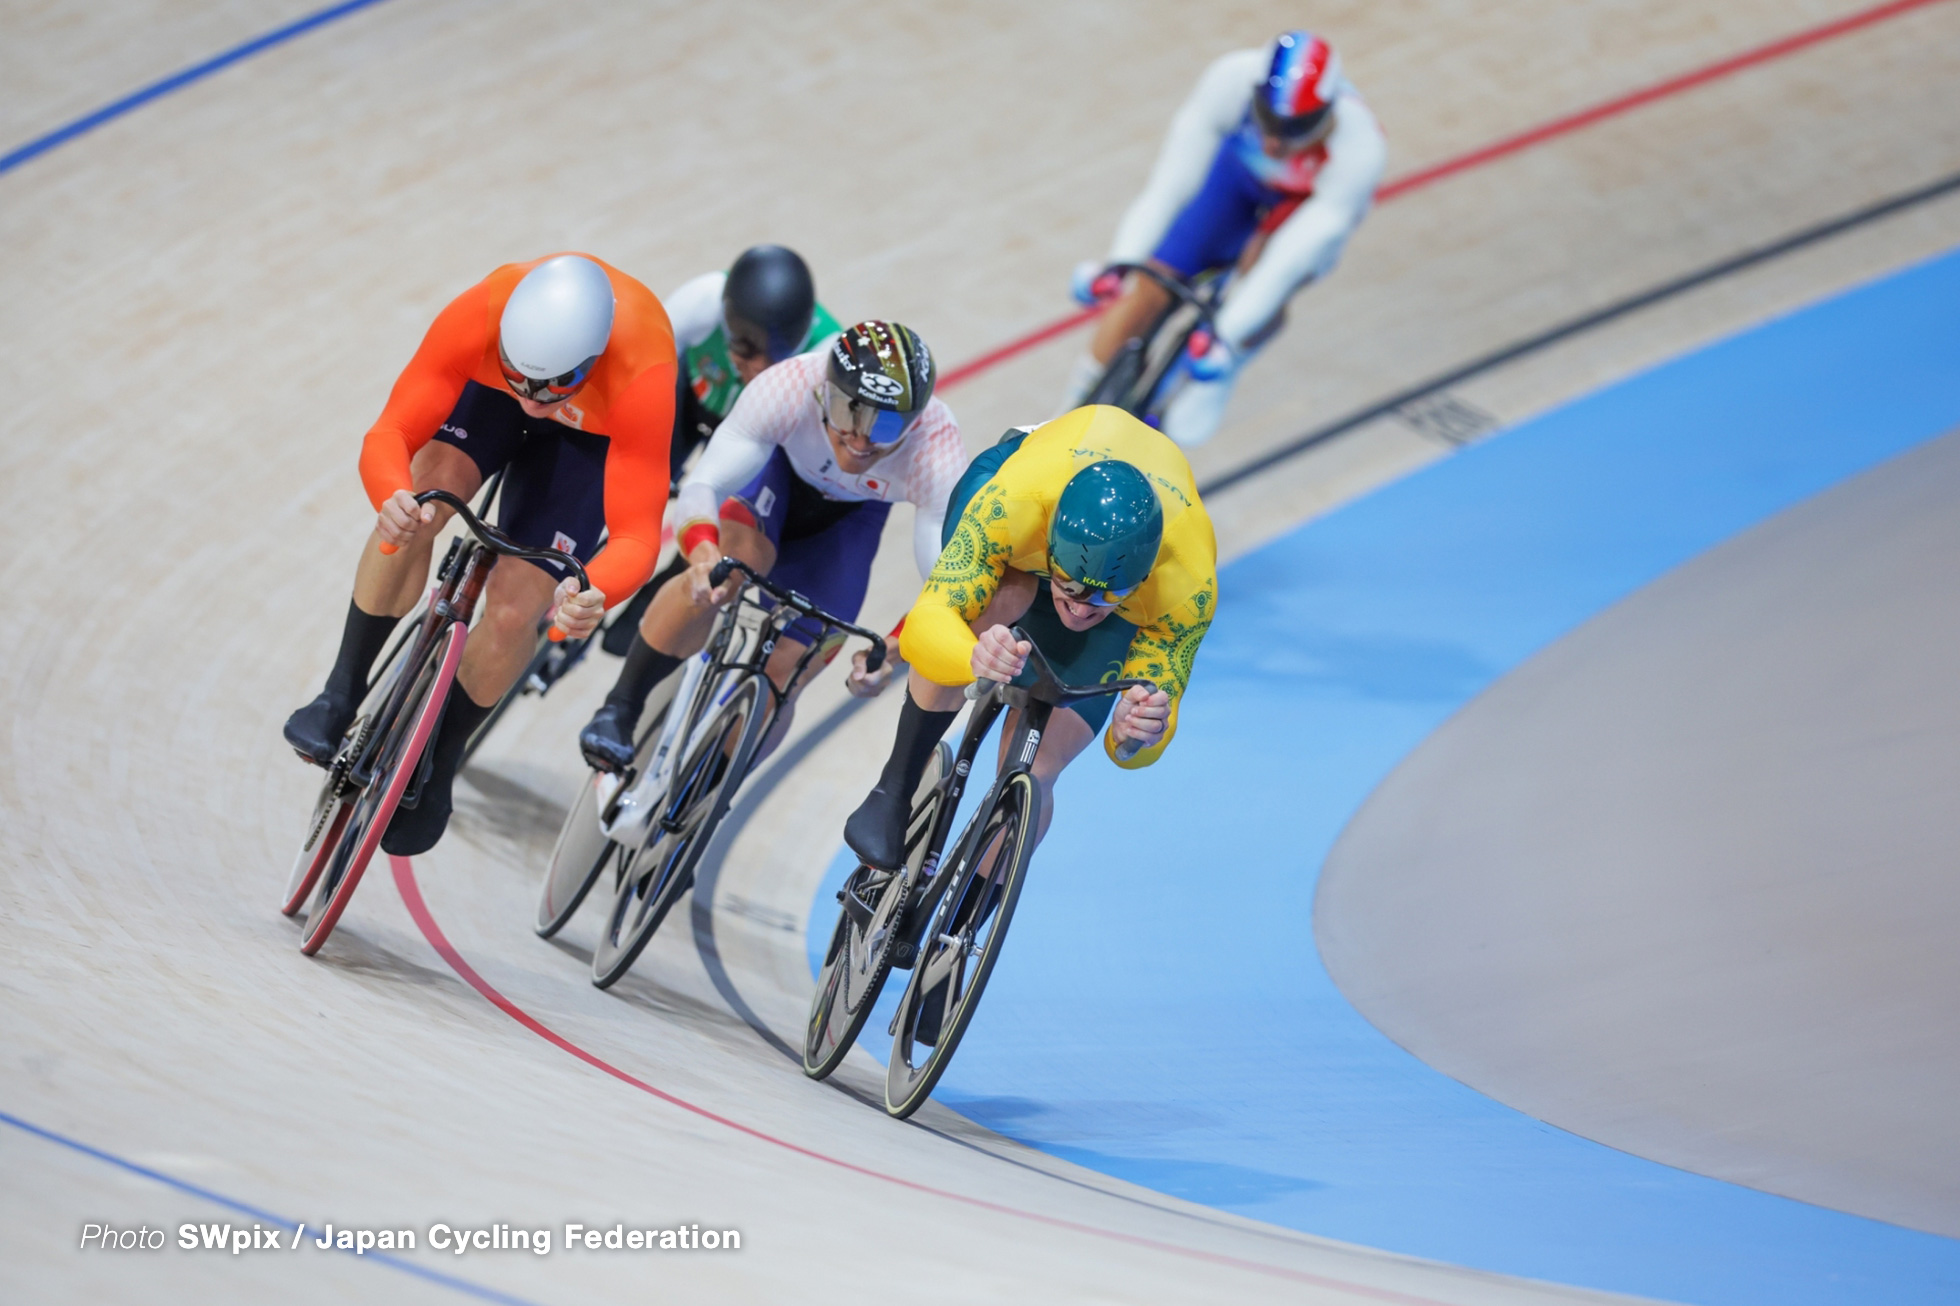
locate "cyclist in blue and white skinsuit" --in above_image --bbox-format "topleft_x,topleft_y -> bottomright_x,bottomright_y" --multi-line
1062,32 -> 1386,447
576,321 -> 965,772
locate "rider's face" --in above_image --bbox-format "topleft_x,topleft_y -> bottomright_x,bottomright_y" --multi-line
823,420 -> 896,475
1051,587 -> 1116,632
513,393 -> 571,419
1260,113 -> 1334,159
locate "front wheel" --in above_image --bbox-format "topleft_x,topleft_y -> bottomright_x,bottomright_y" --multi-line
885,770 -> 1038,1119
299,623 -> 465,956
804,742 -> 950,1080
591,678 -> 768,989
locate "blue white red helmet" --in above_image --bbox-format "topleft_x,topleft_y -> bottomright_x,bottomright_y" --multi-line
1253,32 -> 1340,142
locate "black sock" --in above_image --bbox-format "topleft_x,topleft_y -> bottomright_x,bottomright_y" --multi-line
324,600 -> 400,703
877,692 -> 960,797
603,633 -> 683,715
428,687 -> 496,786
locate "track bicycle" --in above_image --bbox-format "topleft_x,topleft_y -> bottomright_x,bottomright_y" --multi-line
555,557 -> 887,989
803,633 -> 1152,1119
280,489 -> 587,956
1085,262 -> 1224,426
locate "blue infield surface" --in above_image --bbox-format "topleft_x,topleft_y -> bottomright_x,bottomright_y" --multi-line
811,246 -> 1960,1305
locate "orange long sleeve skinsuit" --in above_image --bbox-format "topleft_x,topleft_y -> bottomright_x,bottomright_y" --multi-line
357,253 -> 677,607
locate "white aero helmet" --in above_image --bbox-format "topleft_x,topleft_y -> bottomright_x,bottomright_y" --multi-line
498,254 -> 616,385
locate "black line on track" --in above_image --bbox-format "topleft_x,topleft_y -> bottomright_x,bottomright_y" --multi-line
688,695 -> 871,1061
1199,167 -> 1960,498
681,163 -> 1960,1233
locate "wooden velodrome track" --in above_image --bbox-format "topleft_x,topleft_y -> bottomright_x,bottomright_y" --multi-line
4,2 -> 1958,1301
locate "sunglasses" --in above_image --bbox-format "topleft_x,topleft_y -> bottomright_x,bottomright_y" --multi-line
816,382 -> 916,447
1050,566 -> 1135,610
499,344 -> 595,403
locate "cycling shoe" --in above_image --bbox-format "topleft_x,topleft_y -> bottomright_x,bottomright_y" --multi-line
380,754 -> 457,856
843,784 -> 908,870
579,702 -> 638,773
284,691 -> 355,765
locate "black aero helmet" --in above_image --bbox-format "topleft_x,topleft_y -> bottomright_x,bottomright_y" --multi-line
823,321 -> 935,445
723,245 -> 817,364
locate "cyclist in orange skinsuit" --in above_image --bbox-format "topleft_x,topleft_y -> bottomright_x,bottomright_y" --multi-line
285,252 -> 676,855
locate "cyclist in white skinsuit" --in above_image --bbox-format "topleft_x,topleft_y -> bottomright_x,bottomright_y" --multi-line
577,321 -> 966,771
1063,32 -> 1387,447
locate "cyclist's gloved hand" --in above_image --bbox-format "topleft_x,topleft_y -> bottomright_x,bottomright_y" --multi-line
1071,260 -> 1123,308
375,488 -> 437,553
550,577 -> 605,642
1185,335 -> 1238,383
970,624 -> 1031,684
1111,684 -> 1170,752
845,637 -> 902,699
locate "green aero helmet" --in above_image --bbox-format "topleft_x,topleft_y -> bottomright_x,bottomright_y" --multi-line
1048,459 -> 1164,604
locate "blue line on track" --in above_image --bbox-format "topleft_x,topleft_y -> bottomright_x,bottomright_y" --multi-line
0,1109 -> 542,1306
813,246 -> 1960,1304
0,0 -> 394,178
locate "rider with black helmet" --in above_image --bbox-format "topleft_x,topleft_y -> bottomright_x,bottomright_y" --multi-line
667,245 -> 840,479
595,246 -> 843,651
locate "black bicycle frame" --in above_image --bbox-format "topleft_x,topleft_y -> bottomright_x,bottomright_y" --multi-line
900,630 -> 1153,931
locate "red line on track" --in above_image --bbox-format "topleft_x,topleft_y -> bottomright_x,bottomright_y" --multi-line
389,855 -> 1452,1303
934,0 -> 1952,392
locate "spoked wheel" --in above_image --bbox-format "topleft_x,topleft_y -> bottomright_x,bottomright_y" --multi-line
534,691 -> 674,939
299,623 -> 465,956
885,770 -> 1038,1119
590,678 -> 767,989
804,742 -> 951,1080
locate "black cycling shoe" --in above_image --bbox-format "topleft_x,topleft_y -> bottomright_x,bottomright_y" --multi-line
381,749 -> 460,856
579,702 -> 638,773
284,691 -> 355,765
843,784 -> 909,870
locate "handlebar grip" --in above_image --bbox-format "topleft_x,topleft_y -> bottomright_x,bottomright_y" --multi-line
546,625 -> 567,643
863,640 -> 886,674
378,541 -> 399,556
709,557 -> 736,588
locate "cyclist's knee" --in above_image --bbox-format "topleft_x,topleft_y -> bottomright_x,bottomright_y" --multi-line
906,667 -> 965,712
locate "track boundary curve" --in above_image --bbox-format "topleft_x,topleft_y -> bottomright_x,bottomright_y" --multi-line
389,856 -> 1467,1303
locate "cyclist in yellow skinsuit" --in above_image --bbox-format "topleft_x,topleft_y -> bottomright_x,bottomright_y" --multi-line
843,404 -> 1218,867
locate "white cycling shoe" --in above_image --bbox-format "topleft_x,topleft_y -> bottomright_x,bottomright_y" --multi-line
1160,369 -> 1239,447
